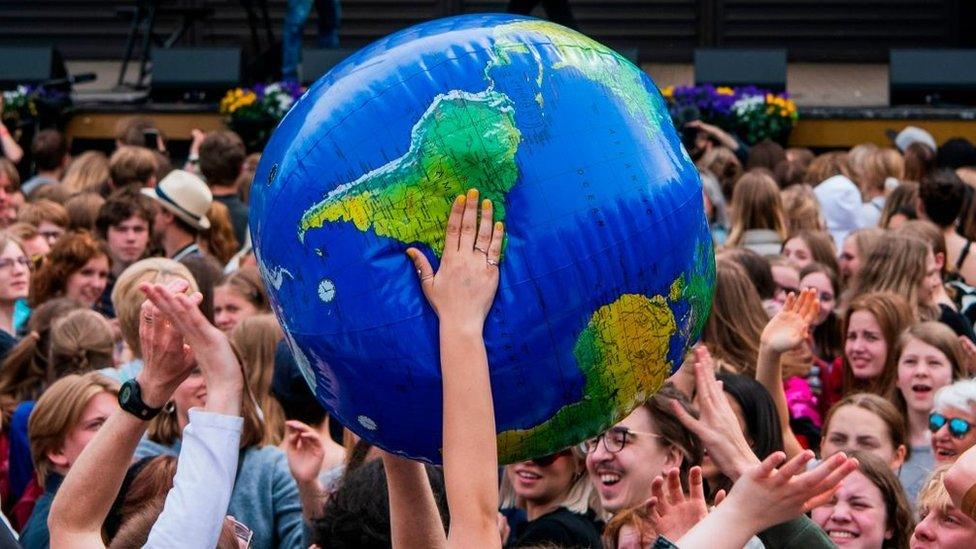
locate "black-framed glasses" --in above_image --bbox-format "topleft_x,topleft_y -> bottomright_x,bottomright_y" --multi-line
529,448 -> 572,467
929,412 -> 972,439
578,427 -> 661,454
0,256 -> 32,271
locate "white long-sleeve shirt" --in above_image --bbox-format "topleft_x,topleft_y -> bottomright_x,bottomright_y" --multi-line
145,409 -> 243,549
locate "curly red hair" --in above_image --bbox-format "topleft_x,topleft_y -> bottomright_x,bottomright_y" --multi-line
30,231 -> 111,307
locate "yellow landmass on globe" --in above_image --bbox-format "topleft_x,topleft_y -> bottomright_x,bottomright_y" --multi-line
496,292 -> 676,463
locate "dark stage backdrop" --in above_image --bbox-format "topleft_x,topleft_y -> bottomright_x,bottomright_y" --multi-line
0,0 -> 968,63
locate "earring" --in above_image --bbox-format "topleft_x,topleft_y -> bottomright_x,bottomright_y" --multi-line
164,401 -> 176,414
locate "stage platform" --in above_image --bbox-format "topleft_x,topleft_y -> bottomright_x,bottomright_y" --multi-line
62,60 -> 976,151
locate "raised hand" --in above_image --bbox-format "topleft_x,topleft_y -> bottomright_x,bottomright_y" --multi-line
670,347 -> 758,481
136,278 -> 198,408
760,289 -> 819,353
284,420 -> 326,485
959,335 -> 976,376
407,189 -> 504,333
644,467 -> 710,541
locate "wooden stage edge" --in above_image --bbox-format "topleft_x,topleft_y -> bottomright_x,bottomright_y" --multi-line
66,109 -> 976,150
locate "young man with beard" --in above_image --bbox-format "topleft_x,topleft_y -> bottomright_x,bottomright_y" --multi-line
581,385 -> 703,514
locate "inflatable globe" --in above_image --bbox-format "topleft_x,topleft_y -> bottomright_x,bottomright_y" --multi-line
250,14 -> 715,464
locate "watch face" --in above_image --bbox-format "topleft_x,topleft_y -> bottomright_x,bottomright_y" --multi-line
120,384 -> 132,403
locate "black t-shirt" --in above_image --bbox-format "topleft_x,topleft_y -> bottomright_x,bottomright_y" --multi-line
506,507 -> 602,549
939,303 -> 976,343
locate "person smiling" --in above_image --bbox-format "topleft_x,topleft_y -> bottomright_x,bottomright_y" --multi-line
582,385 -> 702,516
891,322 -> 967,505
928,380 -> 976,464
812,450 -> 914,549
840,292 -> 915,399
499,447 -> 601,548
30,231 -> 111,310
0,231 -> 31,337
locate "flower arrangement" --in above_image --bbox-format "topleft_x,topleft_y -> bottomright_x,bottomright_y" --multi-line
2,85 -> 72,132
661,84 -> 798,145
220,82 -> 304,151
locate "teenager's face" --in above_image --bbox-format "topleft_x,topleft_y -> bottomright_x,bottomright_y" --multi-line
0,241 -> 30,303
213,286 -> 259,332
930,406 -> 976,463
919,250 -> 941,305
106,215 -> 150,266
801,271 -> 835,326
912,504 -> 976,549
897,337 -> 955,416
813,471 -> 891,549
51,391 -> 118,473
783,237 -> 814,269
506,450 -> 580,508
585,407 -> 681,514
172,367 -> 207,430
822,405 -> 904,469
64,255 -> 110,307
839,236 -> 861,282
846,311 -> 888,382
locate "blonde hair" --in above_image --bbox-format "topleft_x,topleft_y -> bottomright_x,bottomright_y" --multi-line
498,447 -> 597,516
703,258 -> 768,375
849,234 -> 933,320
28,372 -> 119,486
232,314 -> 285,445
847,143 -> 880,190
64,192 -> 106,232
200,201 -> 239,265
61,151 -> 110,194
109,146 -> 157,189
726,171 -> 788,248
17,199 -> 68,229
697,146 -> 743,201
781,184 -> 823,234
49,309 -> 115,375
917,464 -> 955,517
111,258 -> 198,358
861,148 -> 904,197
805,151 -> 851,185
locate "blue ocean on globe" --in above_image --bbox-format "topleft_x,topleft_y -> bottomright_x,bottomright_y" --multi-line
250,13 -> 715,464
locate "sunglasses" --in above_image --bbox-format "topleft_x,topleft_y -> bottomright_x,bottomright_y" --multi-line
528,448 -> 572,467
929,412 -> 972,439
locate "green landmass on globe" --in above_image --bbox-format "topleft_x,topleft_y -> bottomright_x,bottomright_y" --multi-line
287,19 -> 712,462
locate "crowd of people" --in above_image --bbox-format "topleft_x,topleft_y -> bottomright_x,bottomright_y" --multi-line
3,102 -> 976,549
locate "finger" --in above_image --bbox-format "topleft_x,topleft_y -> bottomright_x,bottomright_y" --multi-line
783,292 -> 796,312
713,489 -> 727,506
796,452 -> 850,488
756,451 -> 787,478
163,277 -> 190,295
688,466 -> 704,501
809,457 -> 859,494
487,221 -> 504,267
459,188 -> 479,251
644,497 -> 661,520
774,449 -> 815,480
475,198 -> 494,254
666,468 -> 684,504
669,398 -> 701,431
406,248 -> 435,295
443,194 -> 465,254
650,477 -> 667,510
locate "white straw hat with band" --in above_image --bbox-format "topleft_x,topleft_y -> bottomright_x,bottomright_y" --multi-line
141,169 -> 212,231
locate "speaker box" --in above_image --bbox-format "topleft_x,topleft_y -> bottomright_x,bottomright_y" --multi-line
150,47 -> 242,102
301,48 -> 356,85
0,46 -> 68,90
890,49 -> 976,106
694,49 -> 787,91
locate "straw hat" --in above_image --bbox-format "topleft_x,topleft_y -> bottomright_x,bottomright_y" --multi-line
141,169 -> 212,230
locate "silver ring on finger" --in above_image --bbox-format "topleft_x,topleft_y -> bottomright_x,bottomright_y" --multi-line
487,258 -> 500,267
474,245 -> 489,255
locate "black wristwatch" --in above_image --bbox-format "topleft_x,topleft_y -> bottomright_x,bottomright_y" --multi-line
118,378 -> 164,420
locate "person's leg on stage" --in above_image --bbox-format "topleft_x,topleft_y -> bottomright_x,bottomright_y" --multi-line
507,0 -> 540,15
282,0 -> 314,81
314,0 -> 340,48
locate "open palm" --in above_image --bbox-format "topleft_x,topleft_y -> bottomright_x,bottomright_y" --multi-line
760,289 -> 820,353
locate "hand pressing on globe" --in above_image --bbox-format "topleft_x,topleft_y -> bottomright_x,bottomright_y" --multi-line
407,188 -> 504,333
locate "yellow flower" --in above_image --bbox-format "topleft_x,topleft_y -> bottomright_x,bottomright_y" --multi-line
716,86 -> 734,96
661,86 -> 674,98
